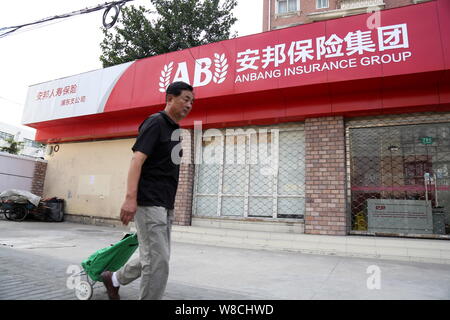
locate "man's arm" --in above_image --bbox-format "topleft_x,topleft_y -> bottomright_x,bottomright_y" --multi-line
120,151 -> 148,226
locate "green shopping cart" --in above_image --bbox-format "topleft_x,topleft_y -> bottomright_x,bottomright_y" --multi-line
73,233 -> 138,300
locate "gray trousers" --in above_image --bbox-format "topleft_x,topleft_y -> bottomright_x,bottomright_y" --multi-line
116,206 -> 174,300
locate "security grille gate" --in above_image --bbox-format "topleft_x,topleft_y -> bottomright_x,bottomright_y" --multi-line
193,123 -> 305,219
347,113 -> 450,236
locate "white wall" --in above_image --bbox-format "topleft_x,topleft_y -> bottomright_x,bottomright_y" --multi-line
0,152 -> 36,192
43,139 -> 134,219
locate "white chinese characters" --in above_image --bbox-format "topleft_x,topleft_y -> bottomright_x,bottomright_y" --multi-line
236,49 -> 260,72
236,23 -> 409,72
377,24 -> 409,51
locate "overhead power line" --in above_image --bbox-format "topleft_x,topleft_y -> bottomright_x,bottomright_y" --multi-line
0,0 -> 135,39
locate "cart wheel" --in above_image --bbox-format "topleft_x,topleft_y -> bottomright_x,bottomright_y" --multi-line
5,206 -> 28,221
4,210 -> 13,221
75,281 -> 93,300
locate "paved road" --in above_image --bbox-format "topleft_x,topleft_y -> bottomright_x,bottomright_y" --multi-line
1,220 -> 450,300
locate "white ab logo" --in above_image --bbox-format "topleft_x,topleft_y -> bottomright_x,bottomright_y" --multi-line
366,265 -> 381,290
159,53 -> 228,92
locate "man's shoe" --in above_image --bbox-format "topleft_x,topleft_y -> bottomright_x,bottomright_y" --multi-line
101,271 -> 120,300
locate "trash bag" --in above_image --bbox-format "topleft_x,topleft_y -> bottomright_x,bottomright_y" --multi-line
41,197 -> 65,222
81,233 -> 139,282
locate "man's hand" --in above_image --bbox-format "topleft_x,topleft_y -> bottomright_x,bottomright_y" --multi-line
120,199 -> 137,226
120,151 -> 147,226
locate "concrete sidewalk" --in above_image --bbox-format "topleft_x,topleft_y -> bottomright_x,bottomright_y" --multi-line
0,219 -> 449,300
177,219 -> 450,265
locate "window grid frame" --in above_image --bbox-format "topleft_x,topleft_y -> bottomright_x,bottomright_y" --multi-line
316,0 -> 329,9
193,125 -> 305,220
276,0 -> 300,15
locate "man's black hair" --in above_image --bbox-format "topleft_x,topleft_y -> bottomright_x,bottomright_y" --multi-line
166,81 -> 193,101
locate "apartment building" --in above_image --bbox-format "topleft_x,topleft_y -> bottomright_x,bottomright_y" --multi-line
263,0 -> 432,30
0,122 -> 45,158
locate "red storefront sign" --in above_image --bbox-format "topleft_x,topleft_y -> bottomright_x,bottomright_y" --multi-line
23,0 -> 450,143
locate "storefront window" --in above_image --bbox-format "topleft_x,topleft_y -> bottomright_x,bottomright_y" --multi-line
349,123 -> 450,236
193,124 -> 305,219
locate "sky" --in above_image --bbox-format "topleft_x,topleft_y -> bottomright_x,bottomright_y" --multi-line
0,0 -> 263,133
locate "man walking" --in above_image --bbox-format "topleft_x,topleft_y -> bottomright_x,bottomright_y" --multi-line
101,81 -> 194,300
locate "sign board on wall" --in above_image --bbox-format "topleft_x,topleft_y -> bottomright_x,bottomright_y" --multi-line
21,1 -> 449,143
103,2 -> 445,115
367,199 -> 433,234
22,62 -> 132,124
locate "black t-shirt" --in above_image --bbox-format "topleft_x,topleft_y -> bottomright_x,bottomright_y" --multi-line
132,111 -> 182,209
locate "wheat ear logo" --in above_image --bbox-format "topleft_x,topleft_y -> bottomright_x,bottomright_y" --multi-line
213,53 -> 228,84
159,61 -> 174,92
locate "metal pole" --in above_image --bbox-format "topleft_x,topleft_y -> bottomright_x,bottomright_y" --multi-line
434,173 -> 438,207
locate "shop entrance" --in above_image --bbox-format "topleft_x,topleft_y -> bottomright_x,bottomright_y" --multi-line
348,122 -> 450,237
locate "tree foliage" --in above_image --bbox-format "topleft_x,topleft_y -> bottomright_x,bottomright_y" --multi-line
0,137 -> 24,155
100,0 -> 238,68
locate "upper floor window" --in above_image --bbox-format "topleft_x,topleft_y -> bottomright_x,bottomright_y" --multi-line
23,138 -> 33,147
23,138 -> 42,148
0,131 -> 13,141
277,0 -> 298,14
317,0 -> 329,9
